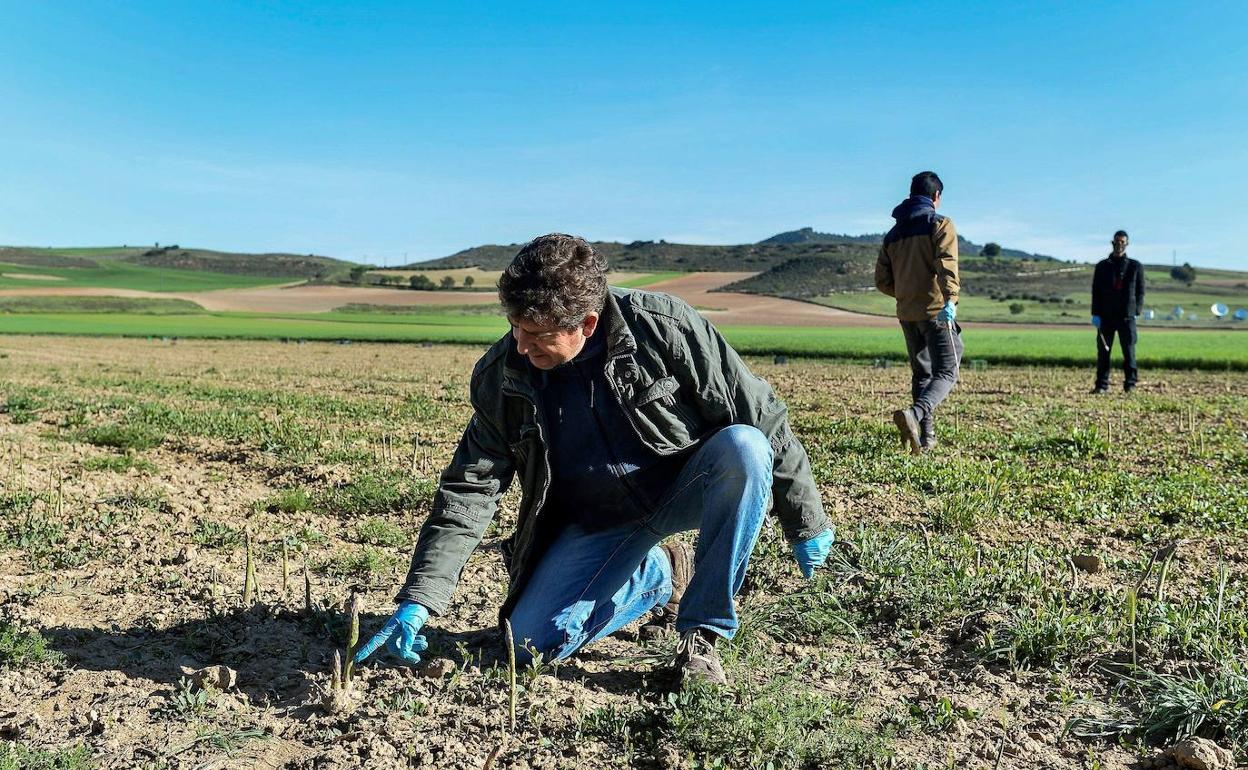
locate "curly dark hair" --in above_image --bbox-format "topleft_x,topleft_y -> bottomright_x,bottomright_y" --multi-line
498,234 -> 608,328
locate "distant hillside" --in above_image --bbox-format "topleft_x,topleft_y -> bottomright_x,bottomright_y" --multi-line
417,228 -> 1059,276
411,239 -> 881,273
759,227 -> 1058,261
0,245 -> 354,279
126,246 -> 352,279
720,254 -> 1085,300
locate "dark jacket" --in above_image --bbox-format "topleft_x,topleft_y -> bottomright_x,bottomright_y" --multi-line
875,196 -> 960,321
396,287 -> 830,619
1091,254 -> 1145,320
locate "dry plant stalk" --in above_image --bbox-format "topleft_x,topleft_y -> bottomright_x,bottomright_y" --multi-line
504,619 -> 517,732
331,649 -> 344,691
481,744 -> 502,770
242,531 -> 256,605
343,594 -> 361,686
303,558 -> 313,615
1125,586 -> 1139,667
281,541 -> 290,594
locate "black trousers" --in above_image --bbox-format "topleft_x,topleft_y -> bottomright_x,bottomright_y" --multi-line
1095,318 -> 1138,390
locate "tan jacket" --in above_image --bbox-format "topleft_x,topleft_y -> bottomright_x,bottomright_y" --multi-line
875,198 -> 960,321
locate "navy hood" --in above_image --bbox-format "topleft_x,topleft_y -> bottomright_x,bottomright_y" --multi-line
892,195 -> 935,221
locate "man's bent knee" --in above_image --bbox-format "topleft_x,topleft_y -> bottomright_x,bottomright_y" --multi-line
707,425 -> 773,472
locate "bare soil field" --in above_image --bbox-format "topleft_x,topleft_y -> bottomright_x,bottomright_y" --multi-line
0,336 -> 1244,769
0,273 -> 901,326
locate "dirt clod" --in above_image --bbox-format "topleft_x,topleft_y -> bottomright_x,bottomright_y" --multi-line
1071,553 -> 1105,573
1166,738 -> 1235,770
421,658 -> 456,679
190,664 -> 237,691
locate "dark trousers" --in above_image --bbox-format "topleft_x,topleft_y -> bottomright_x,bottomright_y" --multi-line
1095,318 -> 1138,390
900,320 -> 964,439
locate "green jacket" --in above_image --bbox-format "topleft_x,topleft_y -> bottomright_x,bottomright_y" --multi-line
396,287 -> 830,618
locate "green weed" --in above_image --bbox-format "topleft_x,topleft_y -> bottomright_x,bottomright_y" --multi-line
0,742 -> 93,770
77,422 -> 162,452
353,517 -> 411,548
0,620 -> 62,666
191,519 -> 245,550
3,394 -> 41,424
317,472 -> 435,517
325,546 -> 398,578
256,487 -> 312,514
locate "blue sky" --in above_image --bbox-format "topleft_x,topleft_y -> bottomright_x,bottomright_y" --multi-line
1,1 -> 1245,269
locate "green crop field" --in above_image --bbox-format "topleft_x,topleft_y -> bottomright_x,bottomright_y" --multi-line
1,308 -> 1244,370
812,291 -> 1248,326
0,261 -> 301,292
0,336 -> 1243,769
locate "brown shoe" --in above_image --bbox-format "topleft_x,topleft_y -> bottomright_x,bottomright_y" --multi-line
675,629 -> 727,686
639,540 -> 693,642
893,408 -> 922,455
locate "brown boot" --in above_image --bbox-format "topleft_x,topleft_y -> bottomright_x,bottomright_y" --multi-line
675,628 -> 727,686
893,408 -> 922,455
638,540 -> 693,642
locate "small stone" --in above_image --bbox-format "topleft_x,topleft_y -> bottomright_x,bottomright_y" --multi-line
420,659 -> 456,679
1166,737 -> 1235,770
191,665 -> 237,691
1071,554 -> 1105,573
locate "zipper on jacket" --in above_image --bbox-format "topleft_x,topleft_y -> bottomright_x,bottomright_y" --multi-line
502,381 -> 552,521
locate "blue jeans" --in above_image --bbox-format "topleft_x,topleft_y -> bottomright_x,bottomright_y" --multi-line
507,425 -> 774,661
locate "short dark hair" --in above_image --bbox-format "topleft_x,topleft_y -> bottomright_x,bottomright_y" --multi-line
910,171 -> 944,198
1113,230 -> 1129,240
498,233 -> 608,328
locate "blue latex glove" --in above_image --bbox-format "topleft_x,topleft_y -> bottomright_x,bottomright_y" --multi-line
792,528 -> 836,579
936,299 -> 957,324
354,601 -> 429,665
1091,315 -> 1102,329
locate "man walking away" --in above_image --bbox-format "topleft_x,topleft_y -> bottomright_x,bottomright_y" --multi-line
875,171 -> 964,454
1090,230 -> 1145,393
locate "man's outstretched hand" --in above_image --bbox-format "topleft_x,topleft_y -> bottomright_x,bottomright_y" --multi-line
792,528 -> 836,579
354,601 -> 430,665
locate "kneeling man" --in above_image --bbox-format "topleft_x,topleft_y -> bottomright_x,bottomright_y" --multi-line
356,234 -> 834,684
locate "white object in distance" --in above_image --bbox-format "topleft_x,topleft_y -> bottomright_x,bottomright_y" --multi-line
1211,303 -> 1228,317
1143,309 -> 1156,320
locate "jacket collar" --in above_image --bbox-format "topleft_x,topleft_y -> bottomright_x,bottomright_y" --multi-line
501,289 -> 635,396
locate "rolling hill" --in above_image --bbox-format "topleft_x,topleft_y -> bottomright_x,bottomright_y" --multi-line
0,245 -> 353,280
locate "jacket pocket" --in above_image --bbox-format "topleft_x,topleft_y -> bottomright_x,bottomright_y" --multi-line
629,376 -> 701,454
635,375 -> 680,407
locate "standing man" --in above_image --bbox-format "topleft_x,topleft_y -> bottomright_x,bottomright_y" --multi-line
1090,230 -> 1145,393
355,234 -> 835,686
875,171 -> 964,455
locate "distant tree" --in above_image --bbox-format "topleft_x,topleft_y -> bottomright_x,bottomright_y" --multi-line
463,275 -> 475,288
348,266 -> 368,283
1171,262 -> 1197,286
440,276 -> 455,289
409,274 -> 434,290
1009,302 -> 1025,315
982,242 -> 1002,257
